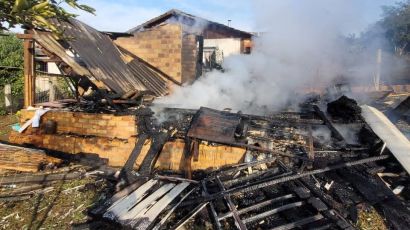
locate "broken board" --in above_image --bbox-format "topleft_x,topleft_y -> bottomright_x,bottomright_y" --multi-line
361,105 -> 410,174
0,143 -> 61,172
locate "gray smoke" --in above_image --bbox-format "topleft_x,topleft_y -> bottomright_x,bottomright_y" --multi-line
153,0 -> 402,115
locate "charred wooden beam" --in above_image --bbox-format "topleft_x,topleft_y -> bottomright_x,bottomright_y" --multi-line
242,201 -> 304,224
170,202 -> 208,230
215,176 -> 247,230
271,213 -> 324,230
139,130 -> 171,175
201,181 -> 222,230
313,105 -> 345,142
154,188 -> 198,230
120,133 -> 149,182
218,194 -> 295,221
190,155 -> 390,204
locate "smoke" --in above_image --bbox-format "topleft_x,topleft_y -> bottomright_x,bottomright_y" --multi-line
153,0 -> 402,115
166,14 -> 208,35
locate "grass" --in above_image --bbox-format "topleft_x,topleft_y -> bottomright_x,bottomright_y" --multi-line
0,177 -> 109,230
357,205 -> 387,230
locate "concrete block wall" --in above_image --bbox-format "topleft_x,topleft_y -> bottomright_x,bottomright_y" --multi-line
114,24 -> 183,83
10,110 -> 246,170
18,110 -> 136,139
181,34 -> 198,84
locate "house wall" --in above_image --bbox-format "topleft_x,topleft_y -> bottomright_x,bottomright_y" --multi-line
204,38 -> 242,58
114,24 -> 184,84
181,34 -> 198,83
9,110 -> 246,170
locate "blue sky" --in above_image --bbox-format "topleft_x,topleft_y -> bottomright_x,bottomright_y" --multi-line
71,0 -> 400,34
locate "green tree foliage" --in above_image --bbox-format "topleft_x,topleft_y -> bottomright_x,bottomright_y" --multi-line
0,33 -> 23,96
0,33 -> 23,114
380,1 -> 410,56
0,0 -> 95,32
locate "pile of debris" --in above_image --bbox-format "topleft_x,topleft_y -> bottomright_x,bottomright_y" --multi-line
1,95 -> 410,229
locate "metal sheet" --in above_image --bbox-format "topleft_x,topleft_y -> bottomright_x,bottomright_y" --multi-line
127,59 -> 168,96
187,107 -> 241,144
50,19 -> 147,94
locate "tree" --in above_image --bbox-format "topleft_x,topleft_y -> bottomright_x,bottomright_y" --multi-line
0,33 -> 23,113
380,1 -> 410,56
0,0 -> 95,33
0,33 -> 23,94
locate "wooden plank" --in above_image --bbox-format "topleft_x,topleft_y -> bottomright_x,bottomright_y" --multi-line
313,105 -> 345,142
17,34 -> 34,39
0,171 -> 83,185
0,143 -> 61,172
152,188 -> 197,230
131,182 -> 190,228
171,202 -> 208,230
104,179 -> 158,220
270,213 -> 324,230
242,201 -> 304,224
23,39 -> 34,107
361,105 -> 410,174
202,181 -> 222,230
216,176 -> 247,230
118,183 -> 175,222
218,194 -> 295,220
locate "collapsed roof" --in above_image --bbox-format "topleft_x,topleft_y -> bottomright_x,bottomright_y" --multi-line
32,19 -> 170,97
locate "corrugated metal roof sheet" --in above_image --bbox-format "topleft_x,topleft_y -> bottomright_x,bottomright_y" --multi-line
55,19 -> 147,95
34,19 -> 171,96
127,59 -> 168,96
33,31 -> 91,77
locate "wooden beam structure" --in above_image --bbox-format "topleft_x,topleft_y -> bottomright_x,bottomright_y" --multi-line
22,36 -> 35,107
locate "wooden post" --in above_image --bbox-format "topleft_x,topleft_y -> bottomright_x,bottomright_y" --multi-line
374,49 -> 382,91
4,84 -> 11,108
23,38 -> 35,107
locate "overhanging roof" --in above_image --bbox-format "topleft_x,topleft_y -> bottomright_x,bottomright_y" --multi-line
128,9 -> 253,38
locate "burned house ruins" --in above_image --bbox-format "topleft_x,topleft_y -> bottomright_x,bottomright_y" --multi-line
1,8 -> 410,230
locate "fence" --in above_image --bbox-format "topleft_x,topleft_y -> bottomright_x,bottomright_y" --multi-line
34,71 -> 75,104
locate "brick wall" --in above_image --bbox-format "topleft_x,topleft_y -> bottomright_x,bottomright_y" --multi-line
181,34 -> 198,83
18,110 -> 136,139
10,110 -> 246,170
114,24 -> 183,83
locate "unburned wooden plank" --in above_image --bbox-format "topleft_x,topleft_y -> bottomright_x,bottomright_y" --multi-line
119,183 -> 175,222
130,182 -> 190,229
104,179 -> 157,220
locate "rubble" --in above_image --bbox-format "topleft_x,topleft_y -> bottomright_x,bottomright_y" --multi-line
1,93 -> 410,229
327,95 -> 362,122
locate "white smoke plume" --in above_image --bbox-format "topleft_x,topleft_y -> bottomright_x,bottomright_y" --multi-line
153,0 -> 399,115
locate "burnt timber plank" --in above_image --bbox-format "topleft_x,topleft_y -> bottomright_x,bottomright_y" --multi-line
270,213 -> 324,230
215,176 -> 247,230
170,202 -> 208,230
139,131 -> 171,175
218,194 -> 295,220
313,105 -> 345,142
187,107 -> 241,144
242,201 -> 304,224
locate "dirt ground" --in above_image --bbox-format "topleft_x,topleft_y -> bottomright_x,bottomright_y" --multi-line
0,114 -> 18,142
